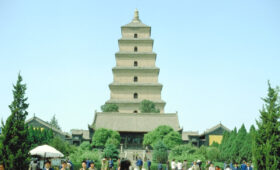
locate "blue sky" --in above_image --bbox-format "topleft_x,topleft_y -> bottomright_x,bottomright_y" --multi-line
0,0 -> 280,133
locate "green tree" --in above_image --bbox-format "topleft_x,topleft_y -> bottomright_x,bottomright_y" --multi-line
49,136 -> 76,157
0,74 -> 30,169
152,140 -> 168,163
143,125 -> 182,149
103,143 -> 119,160
139,100 -> 160,113
69,142 -> 100,163
92,128 -> 121,148
28,126 -> 54,149
49,115 -> 61,130
206,147 -> 220,161
233,124 -> 248,162
101,103 -> 119,112
253,82 -> 280,169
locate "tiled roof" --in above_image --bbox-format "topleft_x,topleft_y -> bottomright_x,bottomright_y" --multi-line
92,112 -> 181,133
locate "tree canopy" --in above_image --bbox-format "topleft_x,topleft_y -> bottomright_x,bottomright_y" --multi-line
139,100 -> 160,113
92,128 -> 121,148
143,125 -> 182,149
101,103 -> 119,112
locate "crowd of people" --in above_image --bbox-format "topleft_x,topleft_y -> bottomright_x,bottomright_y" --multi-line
0,158 -> 254,170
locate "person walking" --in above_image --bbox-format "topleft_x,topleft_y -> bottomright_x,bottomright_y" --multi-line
136,158 -> 143,170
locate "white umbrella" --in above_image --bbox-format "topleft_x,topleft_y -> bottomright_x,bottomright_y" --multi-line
29,144 -> 64,158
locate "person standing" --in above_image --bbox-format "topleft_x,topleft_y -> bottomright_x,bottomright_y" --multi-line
182,160 -> 187,170
61,161 -> 69,170
246,163 -> 253,170
117,158 -> 121,170
136,158 -> 143,170
171,160 -> 177,170
158,162 -> 163,170
208,163 -> 215,170
102,158 -> 109,170
147,159 -> 152,170
109,158 -> 114,170
177,161 -> 183,170
43,160 -> 54,170
232,163 -> 240,170
166,160 -> 170,170
191,161 -> 199,170
30,160 -> 38,170
241,161 -> 247,170
89,161 -> 96,170
80,160 -> 87,170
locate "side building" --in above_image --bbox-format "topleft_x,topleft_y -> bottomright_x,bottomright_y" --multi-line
182,123 -> 230,147
26,116 -> 72,143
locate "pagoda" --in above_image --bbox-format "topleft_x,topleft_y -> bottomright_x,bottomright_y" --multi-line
90,10 -> 181,149
106,9 -> 165,113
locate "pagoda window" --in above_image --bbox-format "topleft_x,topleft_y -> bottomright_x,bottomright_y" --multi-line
134,61 -> 138,67
134,76 -> 138,82
134,46 -> 138,52
134,93 -> 138,99
134,33 -> 138,38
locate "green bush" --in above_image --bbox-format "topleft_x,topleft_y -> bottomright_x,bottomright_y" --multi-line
152,141 -> 168,163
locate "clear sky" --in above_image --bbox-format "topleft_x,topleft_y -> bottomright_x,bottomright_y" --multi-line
0,0 -> 280,133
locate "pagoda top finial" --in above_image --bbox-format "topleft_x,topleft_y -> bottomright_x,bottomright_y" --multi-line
132,9 -> 141,22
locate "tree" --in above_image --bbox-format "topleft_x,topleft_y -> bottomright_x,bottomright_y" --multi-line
69,142 -> 100,163
103,143 -> 119,160
253,82 -> 280,169
0,74 -> 30,169
101,103 -> 119,112
92,128 -> 121,148
139,100 -> 160,113
49,115 -> 61,130
152,141 -> 168,163
143,125 -> 182,149
28,126 -> 54,149
49,136 -> 76,157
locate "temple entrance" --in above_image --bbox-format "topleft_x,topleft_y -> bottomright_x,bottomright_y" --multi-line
120,132 -> 144,149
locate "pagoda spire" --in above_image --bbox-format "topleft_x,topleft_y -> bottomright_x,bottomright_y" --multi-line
132,9 -> 141,22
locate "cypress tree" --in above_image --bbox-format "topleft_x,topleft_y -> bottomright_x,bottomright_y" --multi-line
0,74 -> 30,169
253,82 -> 280,169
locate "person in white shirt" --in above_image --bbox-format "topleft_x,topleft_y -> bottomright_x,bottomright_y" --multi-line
208,163 -> 215,170
177,161 -> 183,170
171,160 -> 177,170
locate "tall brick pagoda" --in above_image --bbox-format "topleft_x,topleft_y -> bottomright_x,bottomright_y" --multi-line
105,9 -> 166,113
